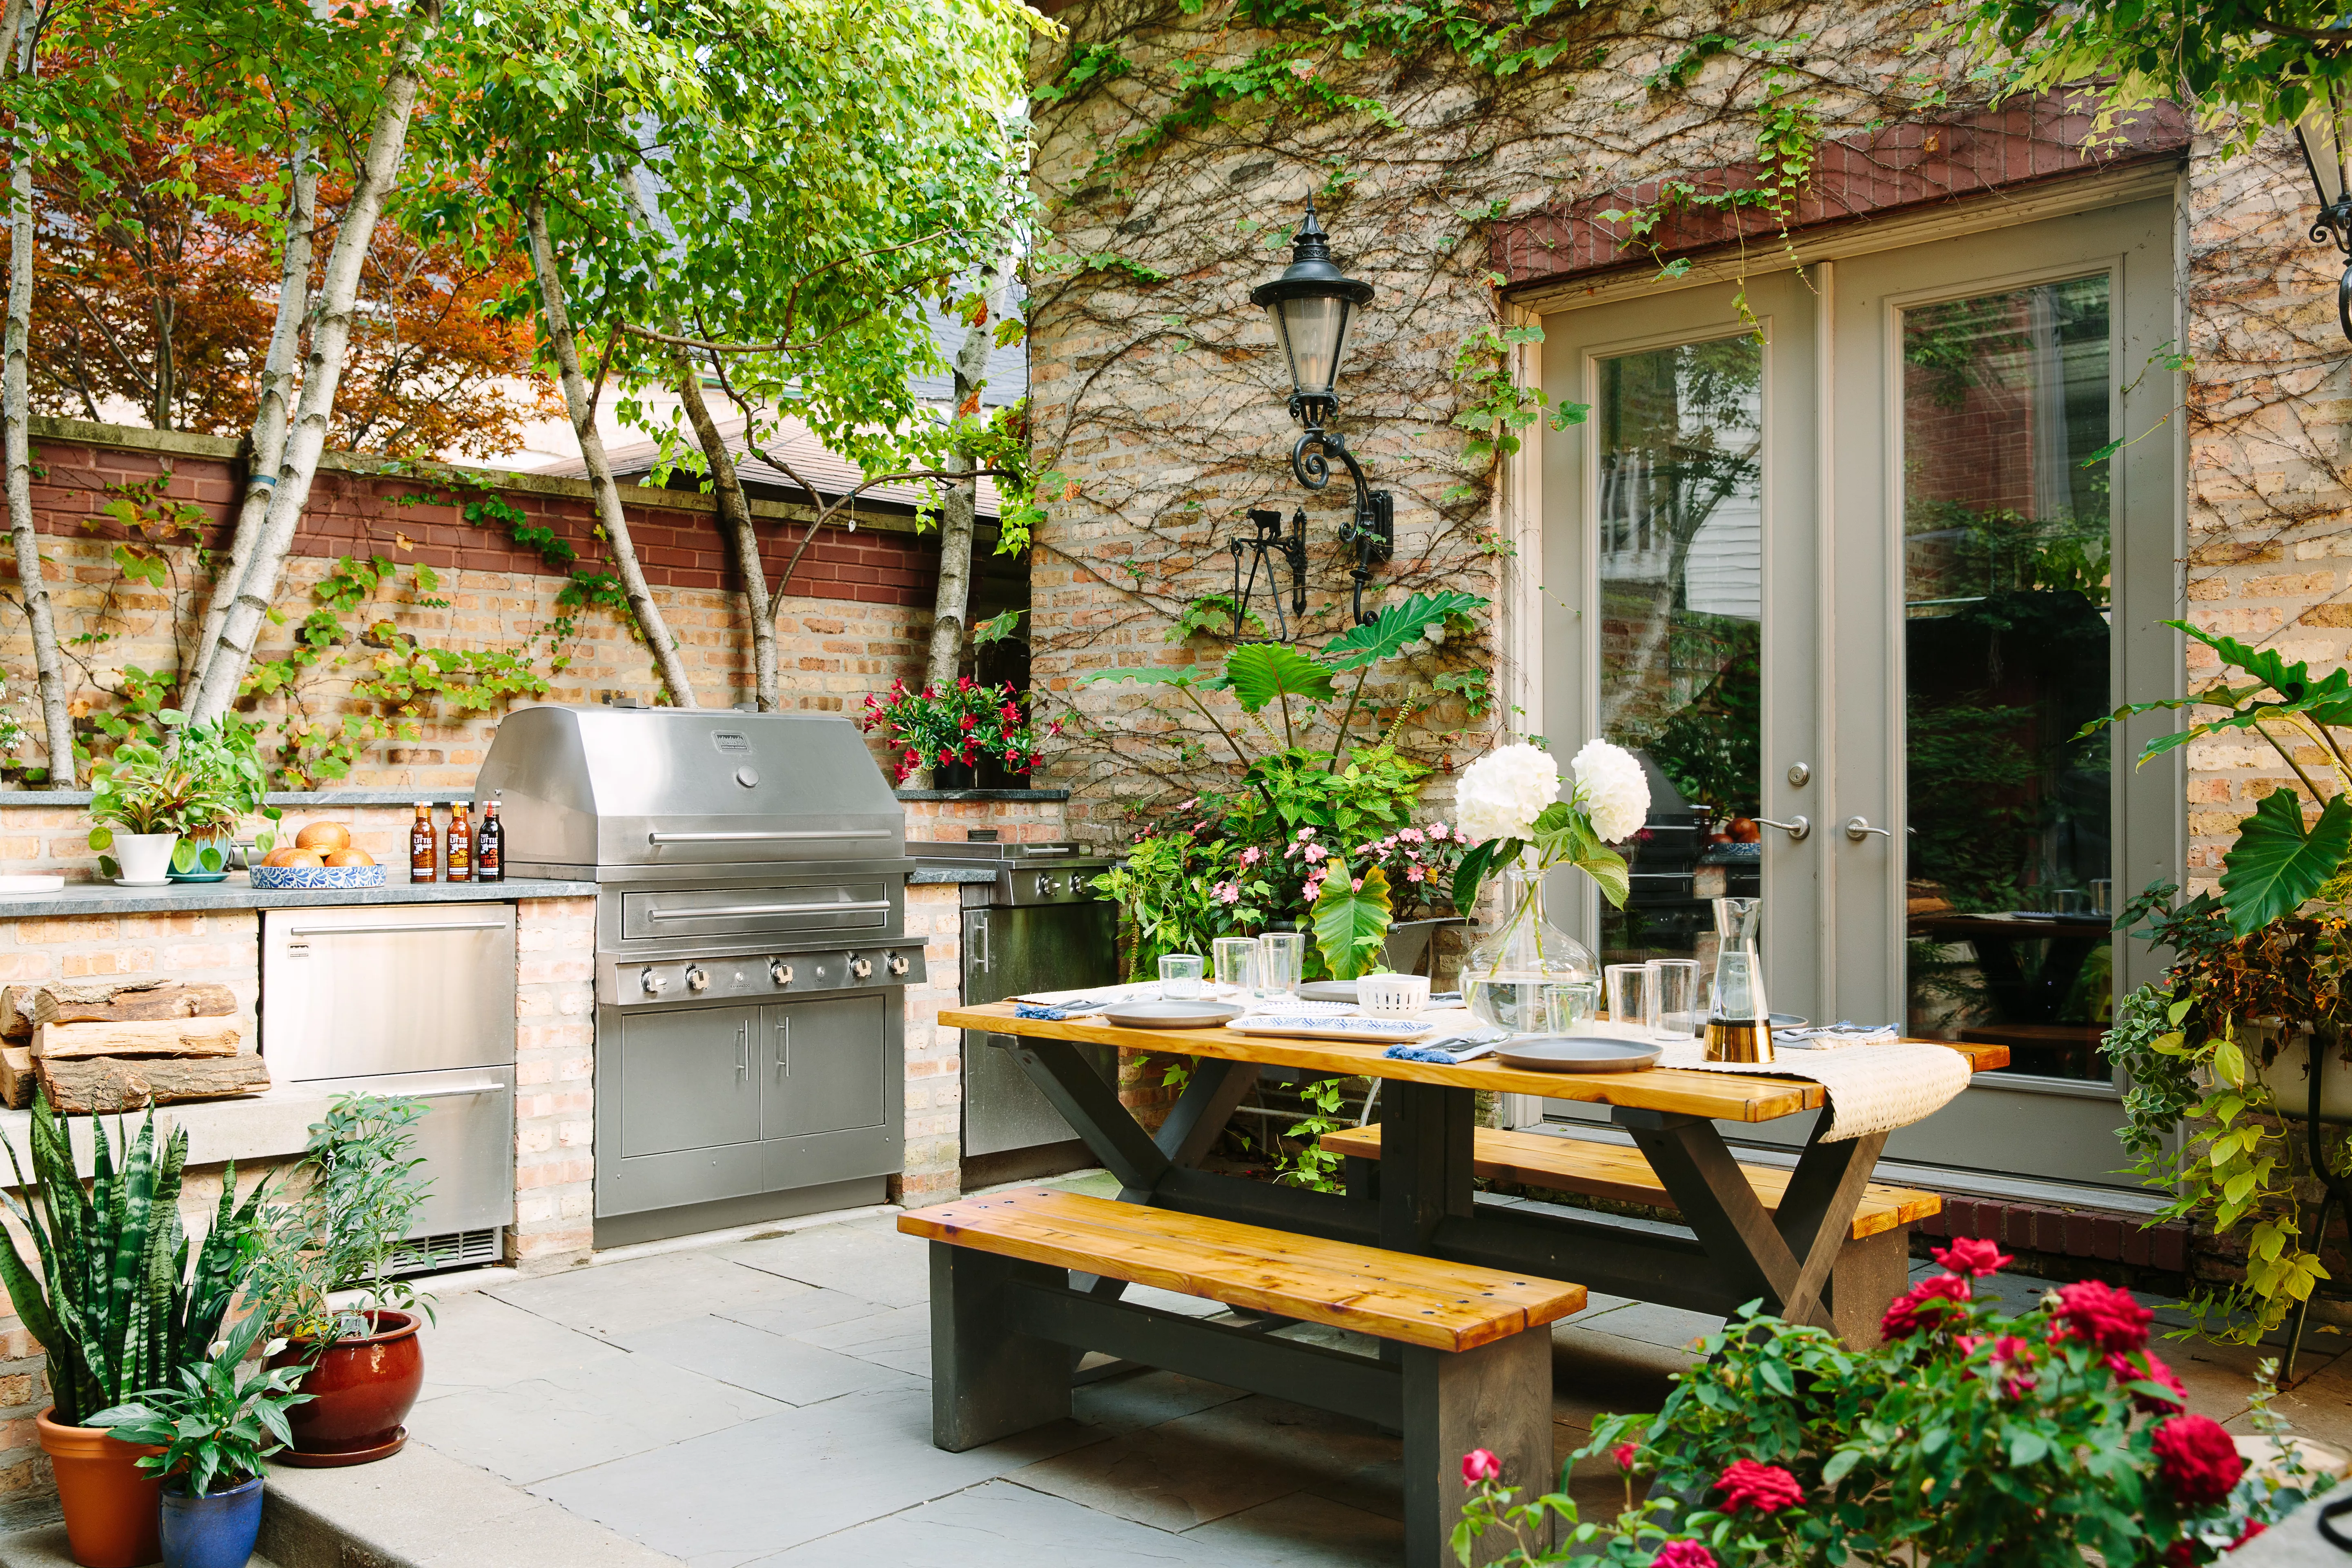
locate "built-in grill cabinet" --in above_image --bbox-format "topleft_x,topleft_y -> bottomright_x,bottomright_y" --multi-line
479,705 -> 922,1246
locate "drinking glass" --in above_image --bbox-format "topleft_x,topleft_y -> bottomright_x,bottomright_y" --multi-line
1544,979 -> 1601,1034
1213,937 -> 1262,997
1257,932 -> 1306,999
1605,962 -> 1657,1035
1650,959 -> 1701,1040
1159,953 -> 1204,1000
2090,878 -> 2113,917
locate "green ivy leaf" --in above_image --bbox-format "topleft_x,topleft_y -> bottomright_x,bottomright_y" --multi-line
2217,790 -> 2352,935
1312,859 -> 1393,980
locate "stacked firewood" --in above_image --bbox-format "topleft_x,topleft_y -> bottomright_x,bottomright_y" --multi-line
0,980 -> 270,1112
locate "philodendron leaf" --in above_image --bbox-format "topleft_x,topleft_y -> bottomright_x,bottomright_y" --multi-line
1225,643 -> 1335,713
2218,789 -> 2352,935
1320,590 -> 1490,672
1312,859 -> 1393,981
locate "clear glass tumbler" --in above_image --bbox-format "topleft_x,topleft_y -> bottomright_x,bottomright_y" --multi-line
1544,979 -> 1601,1034
1606,962 -> 1657,1035
1650,959 -> 1701,1040
1213,937 -> 1262,998
1257,932 -> 1306,999
1159,953 -> 1204,1000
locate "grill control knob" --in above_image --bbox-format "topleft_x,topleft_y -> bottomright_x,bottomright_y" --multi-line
640,968 -> 667,996
684,966 -> 709,993
1033,873 -> 1058,898
884,952 -> 909,978
768,959 -> 793,987
848,953 -> 874,980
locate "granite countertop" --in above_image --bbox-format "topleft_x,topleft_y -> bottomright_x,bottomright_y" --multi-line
0,876 -> 597,919
908,866 -> 1002,885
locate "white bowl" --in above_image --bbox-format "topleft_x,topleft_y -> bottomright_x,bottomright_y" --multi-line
1357,973 -> 1432,1016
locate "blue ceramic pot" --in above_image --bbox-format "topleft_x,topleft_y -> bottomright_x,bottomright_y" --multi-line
159,1474 -> 263,1568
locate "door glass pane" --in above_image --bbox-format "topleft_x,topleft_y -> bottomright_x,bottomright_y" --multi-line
1901,276 -> 2113,1079
1595,336 -> 1765,977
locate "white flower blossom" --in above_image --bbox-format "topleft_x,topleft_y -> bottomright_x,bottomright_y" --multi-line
1455,744 -> 1561,844
1572,739 -> 1651,843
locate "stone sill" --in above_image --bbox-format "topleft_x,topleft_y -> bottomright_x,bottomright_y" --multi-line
908,866 -> 1001,885
0,877 -> 595,919
0,1083 -> 345,1181
894,788 -> 1071,802
0,788 -> 479,808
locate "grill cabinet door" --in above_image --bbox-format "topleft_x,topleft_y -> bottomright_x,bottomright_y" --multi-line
599,1004 -> 765,1216
760,995 -> 899,1190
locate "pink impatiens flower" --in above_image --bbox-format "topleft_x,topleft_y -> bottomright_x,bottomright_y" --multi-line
1406,865 -> 1425,883
1239,847 -> 1262,866
1212,882 -> 1240,906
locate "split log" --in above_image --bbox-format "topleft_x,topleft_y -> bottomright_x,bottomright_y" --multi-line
0,986 -> 35,1040
33,1017 -> 242,1060
31,981 -> 236,1027
0,1045 -> 32,1108
35,1053 -> 270,1114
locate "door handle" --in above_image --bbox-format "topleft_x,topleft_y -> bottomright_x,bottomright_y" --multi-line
1754,815 -> 1811,843
1844,816 -> 1895,842
775,1019 -> 790,1080
648,900 -> 891,920
971,915 -> 989,973
736,1021 -> 749,1080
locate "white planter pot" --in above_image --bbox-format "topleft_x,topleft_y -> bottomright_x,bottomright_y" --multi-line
2245,1022 -> 2352,1125
111,832 -> 180,886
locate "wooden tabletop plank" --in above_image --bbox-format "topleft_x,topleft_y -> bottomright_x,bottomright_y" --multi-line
945,1004 -> 2010,1123
899,1185 -> 1587,1352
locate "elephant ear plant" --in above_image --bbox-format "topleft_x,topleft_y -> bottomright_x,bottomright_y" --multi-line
0,1096 -> 270,1425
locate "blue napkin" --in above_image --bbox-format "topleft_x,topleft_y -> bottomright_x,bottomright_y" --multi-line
1015,1002 -> 1091,1020
1383,1026 -> 1508,1065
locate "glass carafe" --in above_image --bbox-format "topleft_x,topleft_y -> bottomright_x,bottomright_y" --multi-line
1462,864 -> 1598,1036
1705,896 -> 1772,1063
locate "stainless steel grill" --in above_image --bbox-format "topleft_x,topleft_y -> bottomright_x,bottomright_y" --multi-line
478,704 -> 924,1246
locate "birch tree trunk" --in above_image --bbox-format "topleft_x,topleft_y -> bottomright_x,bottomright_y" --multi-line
186,130 -> 315,704
923,261 -> 1013,695
2,0 -> 72,782
522,194 -> 698,706
185,0 -> 440,726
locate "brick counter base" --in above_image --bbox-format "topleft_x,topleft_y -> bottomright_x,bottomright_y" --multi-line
1918,1194 -> 2189,1274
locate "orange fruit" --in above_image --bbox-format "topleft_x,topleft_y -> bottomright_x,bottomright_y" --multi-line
295,822 -> 352,852
324,849 -> 375,868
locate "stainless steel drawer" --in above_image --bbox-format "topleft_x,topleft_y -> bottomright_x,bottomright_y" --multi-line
617,882 -> 891,942
262,905 -> 517,1081
304,1067 -> 515,1237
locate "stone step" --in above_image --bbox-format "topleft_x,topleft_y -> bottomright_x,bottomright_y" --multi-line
0,1521 -> 280,1568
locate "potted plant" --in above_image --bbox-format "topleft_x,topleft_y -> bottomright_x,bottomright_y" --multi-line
859,676 -> 1045,788
164,715 -> 278,881
0,1099 -> 270,1568
86,737 -> 224,886
252,1093 -> 436,1465
89,1313 -> 311,1568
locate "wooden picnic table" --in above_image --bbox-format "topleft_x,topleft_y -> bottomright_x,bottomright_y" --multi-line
943,1002 -> 2006,1336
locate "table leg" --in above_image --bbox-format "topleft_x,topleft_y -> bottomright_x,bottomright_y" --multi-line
1008,1037 -> 1171,1194
1156,1057 -> 1263,1169
1379,1083 -> 1475,1251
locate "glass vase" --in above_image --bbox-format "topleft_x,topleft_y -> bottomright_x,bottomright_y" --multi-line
1461,865 -> 1598,1036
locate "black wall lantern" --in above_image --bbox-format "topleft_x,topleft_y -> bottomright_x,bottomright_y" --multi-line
2295,78 -> 2352,342
1248,200 -> 1392,628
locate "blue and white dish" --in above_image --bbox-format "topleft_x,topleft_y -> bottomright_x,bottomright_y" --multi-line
248,863 -> 389,891
1226,1013 -> 1438,1042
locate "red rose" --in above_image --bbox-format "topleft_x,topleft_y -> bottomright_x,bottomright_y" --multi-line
1651,1543 -> 1719,1568
1880,1273 -> 1971,1339
2232,1521 -> 2268,1550
2107,1348 -> 2189,1413
1461,1448 -> 1501,1485
2164,1544 -> 2198,1568
1612,1442 -> 1639,1471
2153,1414 -> 2245,1508
1714,1458 -> 1803,1515
1931,1236 -> 2013,1277
1959,1332 -> 2038,1398
2054,1281 -> 2153,1354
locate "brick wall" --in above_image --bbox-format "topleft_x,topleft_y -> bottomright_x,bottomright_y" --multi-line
512,896 -> 596,1266
898,790 -> 1069,846
896,884 -> 966,1206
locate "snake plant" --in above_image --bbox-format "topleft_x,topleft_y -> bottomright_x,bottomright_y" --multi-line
0,1096 -> 269,1425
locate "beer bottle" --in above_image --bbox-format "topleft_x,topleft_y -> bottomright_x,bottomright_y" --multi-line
477,794 -> 506,884
409,803 -> 436,883
445,802 -> 472,882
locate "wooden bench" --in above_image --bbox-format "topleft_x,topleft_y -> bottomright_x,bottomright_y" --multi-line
1321,1125 -> 1942,1345
900,1186 -> 1586,1566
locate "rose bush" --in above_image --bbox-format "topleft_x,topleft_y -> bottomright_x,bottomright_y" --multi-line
1452,1262 -> 2324,1567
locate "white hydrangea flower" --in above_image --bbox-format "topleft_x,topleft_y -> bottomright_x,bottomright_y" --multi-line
1572,739 -> 1651,843
1455,743 -> 1561,844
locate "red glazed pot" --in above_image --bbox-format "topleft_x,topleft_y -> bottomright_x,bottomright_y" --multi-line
267,1310 -> 423,1464
37,1408 -> 163,1568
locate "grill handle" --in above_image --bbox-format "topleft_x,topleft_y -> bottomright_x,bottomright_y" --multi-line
646,830 -> 895,844
282,920 -> 510,937
646,899 -> 892,921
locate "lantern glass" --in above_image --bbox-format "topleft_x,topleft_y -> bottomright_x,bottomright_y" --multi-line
1268,293 -> 1356,404
2299,82 -> 2349,211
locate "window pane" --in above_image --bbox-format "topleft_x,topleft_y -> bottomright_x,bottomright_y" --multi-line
1595,336 -> 1764,976
1901,277 -> 2114,1079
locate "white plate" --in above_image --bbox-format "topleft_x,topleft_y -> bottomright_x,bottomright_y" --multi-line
112,877 -> 171,888
0,875 -> 63,893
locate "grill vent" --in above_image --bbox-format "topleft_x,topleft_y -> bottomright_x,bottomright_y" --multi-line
388,1228 -> 503,1278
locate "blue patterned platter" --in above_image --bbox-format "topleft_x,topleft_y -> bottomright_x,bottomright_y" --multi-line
249,863 -> 388,891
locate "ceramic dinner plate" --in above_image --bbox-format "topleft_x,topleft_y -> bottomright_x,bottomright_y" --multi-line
1492,1036 -> 1663,1073
1099,998 -> 1248,1029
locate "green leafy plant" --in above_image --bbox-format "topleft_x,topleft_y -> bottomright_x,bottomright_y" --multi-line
0,1098 -> 270,1426
1311,858 -> 1393,980
89,1311 -> 311,1498
1272,1076 -> 1351,1191
1456,1252 -> 2321,1566
1166,594 -> 1267,643
86,740 -> 227,849
253,1094 -> 437,1345
857,676 -> 1042,785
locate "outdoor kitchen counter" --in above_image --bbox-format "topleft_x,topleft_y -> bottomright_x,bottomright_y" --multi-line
908,865 -> 1002,885
0,875 -> 597,919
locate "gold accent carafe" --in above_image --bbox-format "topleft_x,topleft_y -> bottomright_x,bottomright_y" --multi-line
1705,896 -> 1772,1063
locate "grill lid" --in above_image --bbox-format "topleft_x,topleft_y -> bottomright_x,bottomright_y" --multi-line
475,705 -> 904,868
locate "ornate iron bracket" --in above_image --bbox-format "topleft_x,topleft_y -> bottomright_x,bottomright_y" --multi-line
2313,194 -> 2352,343
1232,507 -> 1309,641
1287,416 -> 1392,627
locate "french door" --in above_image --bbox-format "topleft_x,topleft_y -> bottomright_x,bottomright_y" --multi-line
1534,198 -> 2182,1190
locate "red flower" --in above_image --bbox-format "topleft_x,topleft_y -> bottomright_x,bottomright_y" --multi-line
1461,1448 -> 1501,1485
2164,1544 -> 2199,1568
2053,1281 -> 2152,1354
2107,1348 -> 2189,1413
1880,1273 -> 1971,1339
957,675 -> 976,691
2152,1414 -> 2245,1508
1931,1236 -> 2013,1277
1651,1543 -> 1719,1568
1714,1459 -> 1803,1515
1612,1442 -> 1639,1471
1006,751 -> 1025,770
937,748 -> 956,766
1959,1332 -> 2038,1398
2232,1521 -> 2268,1550
959,714 -> 978,732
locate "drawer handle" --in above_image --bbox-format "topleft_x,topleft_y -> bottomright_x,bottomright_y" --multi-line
403,1080 -> 510,1100
282,921 -> 510,936
647,900 -> 891,920
647,830 -> 894,844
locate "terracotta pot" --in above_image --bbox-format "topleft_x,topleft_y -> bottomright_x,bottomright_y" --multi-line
38,1408 -> 163,1568
266,1310 -> 423,1462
